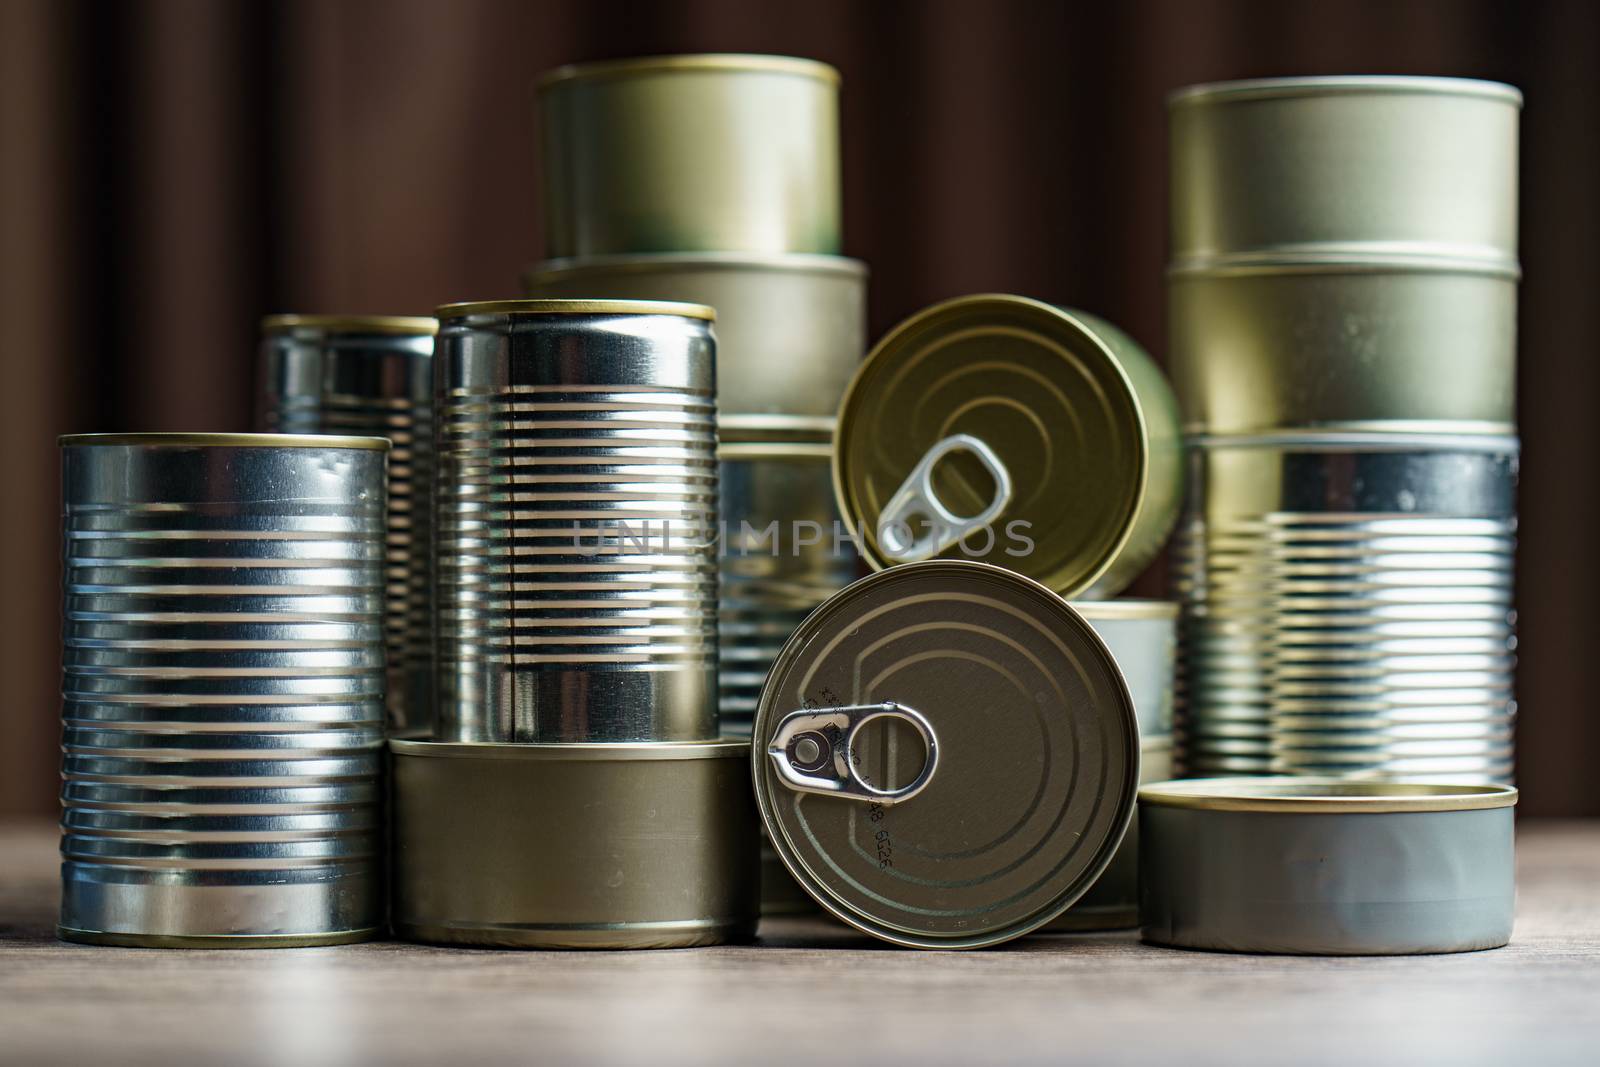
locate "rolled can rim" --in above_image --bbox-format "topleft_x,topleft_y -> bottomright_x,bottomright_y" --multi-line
1169,252 -> 1521,279
260,314 -> 438,336
58,432 -> 392,451
1187,429 -> 1521,452
1168,74 -> 1522,108
390,738 -> 748,762
1069,598 -> 1179,621
527,252 -> 867,282
1139,776 -> 1517,813
435,298 -> 715,322
538,53 -> 840,92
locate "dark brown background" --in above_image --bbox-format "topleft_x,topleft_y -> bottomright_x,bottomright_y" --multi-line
2,0 -> 1594,817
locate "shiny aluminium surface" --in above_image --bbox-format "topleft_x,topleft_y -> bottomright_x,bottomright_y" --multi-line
525,253 -> 867,418
753,561 -> 1139,949
58,435 -> 388,946
1139,778 -> 1518,955
390,738 -> 758,949
833,295 -> 1182,599
258,315 -> 437,733
1174,432 -> 1518,782
1169,76 -> 1520,267
538,54 -> 840,257
432,301 -> 720,744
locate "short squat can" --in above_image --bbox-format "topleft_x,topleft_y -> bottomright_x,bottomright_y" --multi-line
433,299 -> 720,744
258,314 -> 437,733
58,433 -> 388,946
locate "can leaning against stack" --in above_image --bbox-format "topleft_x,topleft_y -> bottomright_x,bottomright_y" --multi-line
1168,77 -> 1522,783
527,54 -> 868,915
389,299 -> 757,949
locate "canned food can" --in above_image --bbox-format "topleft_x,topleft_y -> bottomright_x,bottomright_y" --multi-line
753,561 -> 1139,949
1169,264 -> 1517,435
390,738 -> 758,949
58,433 -> 388,946
524,253 -> 867,418
433,299 -> 720,744
1139,778 -> 1518,955
1175,432 -> 1518,782
833,295 -> 1182,599
258,314 -> 437,733
1169,77 -> 1520,267
538,54 -> 840,257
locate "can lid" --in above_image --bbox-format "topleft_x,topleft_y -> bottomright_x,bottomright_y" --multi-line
752,561 -> 1138,948
834,294 -> 1154,596
1140,778 -> 1518,814
261,314 -> 438,336
436,298 -> 716,322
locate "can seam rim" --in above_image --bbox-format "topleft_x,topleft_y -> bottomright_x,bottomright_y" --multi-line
538,53 -> 840,91
1186,430 -> 1521,452
436,298 -> 716,322
261,314 -> 438,336
1139,777 -> 1517,813
59,432 -> 392,451
390,738 -> 748,761
527,253 -> 868,281
1168,75 -> 1522,107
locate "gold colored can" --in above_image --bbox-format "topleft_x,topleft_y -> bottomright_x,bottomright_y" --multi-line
525,253 -> 867,417
833,295 -> 1182,599
538,55 -> 840,257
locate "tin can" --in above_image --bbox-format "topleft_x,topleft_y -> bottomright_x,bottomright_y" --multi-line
1169,77 -> 1520,267
58,433 -> 388,946
390,738 -> 758,949
258,314 -> 437,733
524,253 -> 867,418
753,561 -> 1139,949
433,299 -> 720,744
1139,778 -> 1518,955
833,295 -> 1182,599
539,54 -> 840,257
1174,432 -> 1518,782
1169,263 -> 1517,435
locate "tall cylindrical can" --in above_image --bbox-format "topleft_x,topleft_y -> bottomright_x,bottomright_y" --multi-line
1174,432 -> 1518,783
433,299 -> 720,744
58,433 -> 388,946
258,315 -> 437,734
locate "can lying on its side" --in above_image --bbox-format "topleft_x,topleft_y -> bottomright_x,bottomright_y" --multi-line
258,314 -> 437,733
390,739 -> 758,949
58,433 -> 389,947
538,54 -> 841,257
1139,777 -> 1518,955
833,295 -> 1182,599
525,254 -> 867,418
432,299 -> 720,744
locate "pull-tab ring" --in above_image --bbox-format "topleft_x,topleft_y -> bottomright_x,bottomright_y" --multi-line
875,435 -> 1013,563
767,702 -> 939,805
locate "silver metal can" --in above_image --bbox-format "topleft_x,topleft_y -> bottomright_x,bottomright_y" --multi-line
525,253 -> 867,418
1175,432 -> 1518,782
432,299 -> 720,743
258,314 -> 437,733
58,433 -> 388,947
1139,778 -> 1518,955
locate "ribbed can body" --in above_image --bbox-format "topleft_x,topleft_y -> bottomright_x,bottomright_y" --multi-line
58,436 -> 388,946
1174,435 -> 1518,782
433,303 -> 719,743
258,320 -> 436,733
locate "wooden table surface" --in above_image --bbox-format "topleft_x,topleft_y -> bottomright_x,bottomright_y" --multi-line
3,817 -> 1597,1066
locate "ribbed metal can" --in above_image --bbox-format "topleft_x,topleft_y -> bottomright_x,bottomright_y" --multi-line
258,314 -> 436,733
58,433 -> 388,947
433,299 -> 720,744
1174,432 -> 1518,783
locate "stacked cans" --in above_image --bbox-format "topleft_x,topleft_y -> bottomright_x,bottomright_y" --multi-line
525,55 -> 869,738
1169,77 -> 1522,782
389,300 -> 757,948
58,434 -> 388,946
257,315 -> 437,735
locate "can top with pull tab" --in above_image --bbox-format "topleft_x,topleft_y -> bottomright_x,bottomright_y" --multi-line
752,560 -> 1139,949
832,294 -> 1181,599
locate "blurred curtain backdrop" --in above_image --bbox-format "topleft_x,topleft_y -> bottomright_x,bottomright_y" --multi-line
2,0 -> 1594,816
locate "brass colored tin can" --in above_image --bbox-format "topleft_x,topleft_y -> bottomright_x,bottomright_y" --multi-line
834,295 -> 1182,599
539,55 -> 841,257
753,561 -> 1139,949
525,253 -> 867,418
1169,77 -> 1520,267
258,314 -> 437,732
390,738 -> 758,949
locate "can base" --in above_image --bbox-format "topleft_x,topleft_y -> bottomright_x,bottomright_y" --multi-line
56,926 -> 379,950
396,917 -> 756,951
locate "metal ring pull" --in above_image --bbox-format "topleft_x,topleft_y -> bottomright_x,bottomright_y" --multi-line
766,702 -> 939,804
875,434 -> 1013,563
